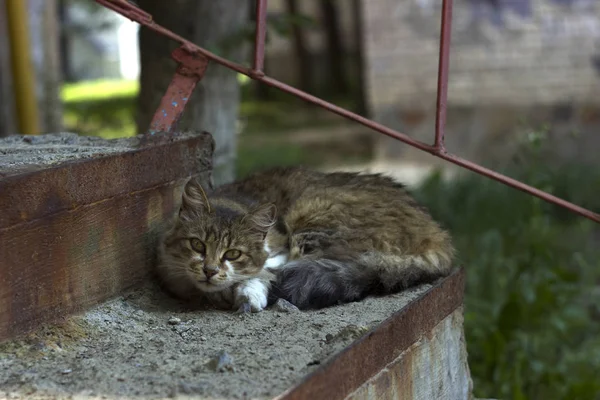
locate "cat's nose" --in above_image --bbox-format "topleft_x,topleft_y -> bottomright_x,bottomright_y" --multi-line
203,266 -> 219,279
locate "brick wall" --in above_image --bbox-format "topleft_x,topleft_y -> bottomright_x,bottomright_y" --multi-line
362,0 -> 600,167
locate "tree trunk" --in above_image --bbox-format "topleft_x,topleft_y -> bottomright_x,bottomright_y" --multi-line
320,0 -> 348,96
58,0 -> 74,83
351,0 -> 367,115
285,0 -> 313,93
137,0 -> 249,185
28,0 -> 63,133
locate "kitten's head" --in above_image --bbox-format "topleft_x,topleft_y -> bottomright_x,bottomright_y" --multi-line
160,178 -> 276,293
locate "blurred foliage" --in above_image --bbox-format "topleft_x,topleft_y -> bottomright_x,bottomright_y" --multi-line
414,132 -> 600,400
207,10 -> 317,58
236,134 -> 372,178
62,80 -> 137,138
60,77 -> 357,139
237,143 -> 314,176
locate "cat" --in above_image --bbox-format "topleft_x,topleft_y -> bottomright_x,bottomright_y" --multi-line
157,166 -> 455,312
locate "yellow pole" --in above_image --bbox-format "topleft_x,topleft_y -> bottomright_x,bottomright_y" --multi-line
5,0 -> 40,135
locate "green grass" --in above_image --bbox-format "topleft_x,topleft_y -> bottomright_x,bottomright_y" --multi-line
61,79 -> 138,138
60,78 -> 353,140
237,143 -> 310,176
414,146 -> 600,399
239,100 -> 342,136
236,138 -> 371,177
63,95 -> 137,139
61,75 -> 249,103
61,79 -> 139,103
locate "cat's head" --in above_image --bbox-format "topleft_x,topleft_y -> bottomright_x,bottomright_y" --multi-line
160,178 -> 276,293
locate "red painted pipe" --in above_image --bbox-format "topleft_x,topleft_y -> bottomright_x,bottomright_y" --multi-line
253,0 -> 268,74
93,0 -> 600,225
434,0 -> 453,152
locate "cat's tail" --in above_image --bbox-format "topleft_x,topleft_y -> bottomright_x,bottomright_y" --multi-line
268,252 -> 453,309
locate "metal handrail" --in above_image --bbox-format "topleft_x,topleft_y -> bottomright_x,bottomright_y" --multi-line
94,0 -> 600,224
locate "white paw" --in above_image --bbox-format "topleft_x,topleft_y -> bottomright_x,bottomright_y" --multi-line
234,279 -> 268,313
264,254 -> 288,269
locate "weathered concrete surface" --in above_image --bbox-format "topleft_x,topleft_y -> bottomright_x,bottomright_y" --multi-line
0,280 -> 433,399
0,131 -> 213,341
277,268 -> 467,400
0,132 -> 138,176
0,270 -> 469,400
346,307 -> 473,400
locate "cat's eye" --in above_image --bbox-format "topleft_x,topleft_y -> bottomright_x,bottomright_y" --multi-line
190,238 -> 205,253
222,249 -> 242,261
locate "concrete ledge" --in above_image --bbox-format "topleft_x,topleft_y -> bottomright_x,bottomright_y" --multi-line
347,308 -> 471,400
0,270 -> 468,399
279,268 -> 469,400
0,132 -> 214,341
0,133 -> 470,398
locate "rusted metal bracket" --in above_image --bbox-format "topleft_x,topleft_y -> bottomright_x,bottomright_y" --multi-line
97,0 -> 209,139
147,46 -> 209,136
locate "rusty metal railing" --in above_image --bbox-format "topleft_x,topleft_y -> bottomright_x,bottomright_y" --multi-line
94,0 -> 600,225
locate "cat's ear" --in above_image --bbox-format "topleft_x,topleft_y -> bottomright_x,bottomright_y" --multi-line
246,203 -> 277,233
180,177 -> 211,216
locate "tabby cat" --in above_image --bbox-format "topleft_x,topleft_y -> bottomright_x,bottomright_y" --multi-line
157,166 -> 454,312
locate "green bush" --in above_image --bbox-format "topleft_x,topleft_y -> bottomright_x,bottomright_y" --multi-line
414,135 -> 600,400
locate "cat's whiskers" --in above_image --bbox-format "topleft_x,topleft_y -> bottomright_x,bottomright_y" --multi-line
161,260 -> 188,273
190,272 -> 208,282
224,274 -> 247,283
161,258 -> 210,283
